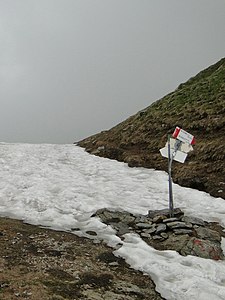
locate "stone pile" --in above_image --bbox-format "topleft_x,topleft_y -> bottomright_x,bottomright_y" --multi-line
92,208 -> 225,261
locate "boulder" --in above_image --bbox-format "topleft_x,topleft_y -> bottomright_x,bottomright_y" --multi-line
182,238 -> 224,260
195,227 -> 221,243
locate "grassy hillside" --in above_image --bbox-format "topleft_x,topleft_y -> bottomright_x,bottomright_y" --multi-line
78,58 -> 225,199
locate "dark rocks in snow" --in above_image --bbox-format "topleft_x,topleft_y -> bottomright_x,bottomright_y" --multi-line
92,208 -> 225,261
183,238 -> 223,260
195,227 -> 221,242
182,216 -> 206,226
155,224 -> 167,234
112,223 -> 131,236
93,209 -> 135,225
148,208 -> 184,219
173,229 -> 193,235
135,223 -> 152,229
166,221 -> 192,230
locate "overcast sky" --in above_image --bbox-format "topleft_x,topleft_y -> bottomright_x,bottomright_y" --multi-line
0,0 -> 225,144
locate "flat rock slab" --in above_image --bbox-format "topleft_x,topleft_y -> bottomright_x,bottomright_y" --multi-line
166,221 -> 192,229
182,216 -> 206,226
148,208 -> 184,219
93,209 -> 136,225
155,224 -> 167,234
135,223 -> 153,229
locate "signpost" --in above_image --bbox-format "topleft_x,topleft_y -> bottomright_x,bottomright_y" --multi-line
160,127 -> 195,217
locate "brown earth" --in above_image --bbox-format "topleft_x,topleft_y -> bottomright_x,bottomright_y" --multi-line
0,217 -> 164,300
78,58 -> 225,199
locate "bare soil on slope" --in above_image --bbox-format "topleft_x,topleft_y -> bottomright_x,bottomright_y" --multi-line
0,217 -> 164,300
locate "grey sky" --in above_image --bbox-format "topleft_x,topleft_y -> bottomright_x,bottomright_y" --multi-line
0,0 -> 225,144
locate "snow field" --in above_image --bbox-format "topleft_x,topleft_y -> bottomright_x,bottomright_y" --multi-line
0,143 -> 225,300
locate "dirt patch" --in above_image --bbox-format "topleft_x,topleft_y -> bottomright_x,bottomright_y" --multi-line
0,217 -> 164,300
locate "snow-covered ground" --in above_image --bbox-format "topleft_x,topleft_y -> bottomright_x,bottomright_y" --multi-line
0,143 -> 225,300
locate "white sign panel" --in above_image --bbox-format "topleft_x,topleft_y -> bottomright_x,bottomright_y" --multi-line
160,146 -> 187,163
159,138 -> 193,163
170,138 -> 193,153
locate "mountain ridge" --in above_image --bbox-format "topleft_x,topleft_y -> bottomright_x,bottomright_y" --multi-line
78,58 -> 225,199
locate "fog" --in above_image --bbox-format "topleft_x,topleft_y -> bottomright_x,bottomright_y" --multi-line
0,0 -> 224,143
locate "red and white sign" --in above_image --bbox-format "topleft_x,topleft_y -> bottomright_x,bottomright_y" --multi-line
172,127 -> 196,145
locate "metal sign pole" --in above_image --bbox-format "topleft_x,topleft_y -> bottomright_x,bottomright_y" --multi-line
160,128 -> 195,218
167,136 -> 174,217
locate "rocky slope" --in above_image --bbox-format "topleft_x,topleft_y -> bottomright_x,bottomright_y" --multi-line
78,58 -> 225,199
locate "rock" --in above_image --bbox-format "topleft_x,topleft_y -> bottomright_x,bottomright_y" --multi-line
119,213 -> 136,225
166,221 -> 192,230
141,232 -> 151,238
113,223 -> 131,235
152,215 -> 167,223
135,223 -> 152,229
93,209 -> 135,225
144,226 -> 157,234
86,231 -> 98,236
134,215 -> 150,223
173,229 -> 193,235
153,235 -> 164,240
163,217 -> 180,223
182,238 -> 224,260
161,234 -> 190,253
155,224 -> 167,234
182,216 -> 206,226
195,227 -> 221,242
160,233 -> 168,239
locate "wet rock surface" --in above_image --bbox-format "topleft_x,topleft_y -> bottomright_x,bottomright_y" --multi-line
93,208 -> 225,261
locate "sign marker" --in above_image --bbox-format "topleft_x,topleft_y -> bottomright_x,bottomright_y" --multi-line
160,127 -> 195,217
